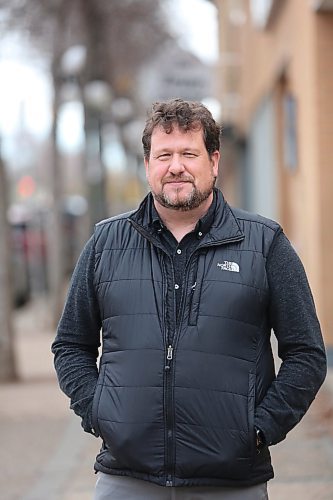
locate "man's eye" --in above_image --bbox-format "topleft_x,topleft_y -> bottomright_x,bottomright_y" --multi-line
184,152 -> 196,158
157,154 -> 170,160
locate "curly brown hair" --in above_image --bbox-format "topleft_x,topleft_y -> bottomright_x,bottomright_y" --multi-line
142,98 -> 221,160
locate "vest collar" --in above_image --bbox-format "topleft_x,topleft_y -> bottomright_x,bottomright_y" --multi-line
129,189 -> 245,246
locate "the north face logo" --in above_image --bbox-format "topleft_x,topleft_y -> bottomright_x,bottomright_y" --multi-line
217,261 -> 240,273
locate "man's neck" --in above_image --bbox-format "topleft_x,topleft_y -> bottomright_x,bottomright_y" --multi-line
154,193 -> 213,242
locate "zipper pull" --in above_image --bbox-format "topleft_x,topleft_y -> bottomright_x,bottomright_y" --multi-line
166,475 -> 173,487
165,345 -> 173,372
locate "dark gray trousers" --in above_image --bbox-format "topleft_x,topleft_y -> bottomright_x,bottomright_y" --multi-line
93,473 -> 269,499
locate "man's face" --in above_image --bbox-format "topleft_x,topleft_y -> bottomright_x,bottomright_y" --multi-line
144,125 -> 220,211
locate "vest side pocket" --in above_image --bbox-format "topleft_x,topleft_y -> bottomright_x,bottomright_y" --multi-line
91,363 -> 106,439
248,370 -> 256,461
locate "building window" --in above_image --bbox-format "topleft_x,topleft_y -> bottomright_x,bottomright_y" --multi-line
250,0 -> 274,29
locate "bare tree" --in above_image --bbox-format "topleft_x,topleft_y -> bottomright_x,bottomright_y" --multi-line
0,0 -> 170,92
0,0 -> 171,326
0,148 -> 17,381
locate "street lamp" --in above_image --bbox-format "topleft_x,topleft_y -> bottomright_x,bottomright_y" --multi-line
83,79 -> 113,226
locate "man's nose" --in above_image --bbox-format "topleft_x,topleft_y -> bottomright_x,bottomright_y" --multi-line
168,154 -> 185,175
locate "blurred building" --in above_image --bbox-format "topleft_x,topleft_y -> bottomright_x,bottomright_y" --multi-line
213,0 -> 333,353
138,42 -> 213,107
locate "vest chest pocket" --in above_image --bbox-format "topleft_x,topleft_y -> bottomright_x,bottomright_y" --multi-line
188,252 -> 206,326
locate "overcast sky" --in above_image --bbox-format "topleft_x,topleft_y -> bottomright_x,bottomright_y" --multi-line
167,0 -> 219,64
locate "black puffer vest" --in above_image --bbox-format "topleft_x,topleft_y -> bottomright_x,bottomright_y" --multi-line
91,191 -> 280,487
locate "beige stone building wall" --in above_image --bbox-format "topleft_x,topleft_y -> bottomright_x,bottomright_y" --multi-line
315,12 -> 333,347
214,0 -> 333,347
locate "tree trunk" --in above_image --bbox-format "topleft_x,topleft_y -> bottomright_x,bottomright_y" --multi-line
47,78 -> 66,327
0,150 -> 17,382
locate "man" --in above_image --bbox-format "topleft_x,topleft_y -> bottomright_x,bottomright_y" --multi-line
52,99 -> 327,499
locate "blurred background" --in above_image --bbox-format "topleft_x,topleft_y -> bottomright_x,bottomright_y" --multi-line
0,1 -> 333,499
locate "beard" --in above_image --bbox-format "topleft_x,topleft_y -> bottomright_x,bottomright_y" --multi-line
151,174 -> 216,212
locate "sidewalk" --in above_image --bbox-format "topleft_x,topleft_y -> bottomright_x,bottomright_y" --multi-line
0,298 -> 100,500
1,298 -> 333,499
269,381 -> 333,499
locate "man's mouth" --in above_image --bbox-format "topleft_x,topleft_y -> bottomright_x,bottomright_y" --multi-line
163,179 -> 193,185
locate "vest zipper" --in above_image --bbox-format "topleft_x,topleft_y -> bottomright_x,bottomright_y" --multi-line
164,258 -> 178,485
149,250 -> 175,486
165,341 -> 174,484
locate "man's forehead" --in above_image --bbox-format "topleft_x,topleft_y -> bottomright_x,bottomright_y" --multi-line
151,124 -> 204,142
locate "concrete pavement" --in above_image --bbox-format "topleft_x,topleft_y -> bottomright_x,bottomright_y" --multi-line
1,298 -> 333,500
0,298 -> 100,500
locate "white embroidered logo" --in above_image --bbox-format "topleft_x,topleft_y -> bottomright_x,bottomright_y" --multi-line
217,261 -> 240,273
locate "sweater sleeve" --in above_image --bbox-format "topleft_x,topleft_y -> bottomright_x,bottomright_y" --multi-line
51,235 -> 102,435
254,231 -> 327,446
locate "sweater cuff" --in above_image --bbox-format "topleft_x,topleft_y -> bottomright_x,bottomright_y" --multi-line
80,399 -> 99,436
255,408 -> 286,447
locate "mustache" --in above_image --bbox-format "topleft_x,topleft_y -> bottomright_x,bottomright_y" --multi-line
162,176 -> 194,184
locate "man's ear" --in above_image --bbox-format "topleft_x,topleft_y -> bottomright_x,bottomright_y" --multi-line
211,150 -> 220,178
